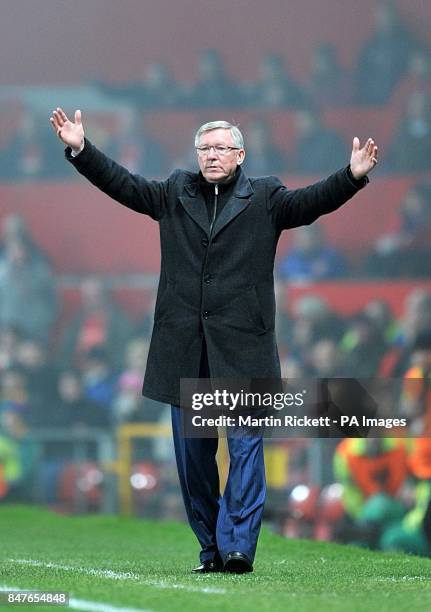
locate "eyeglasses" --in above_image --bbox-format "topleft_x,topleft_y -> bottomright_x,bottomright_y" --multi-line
196,145 -> 240,156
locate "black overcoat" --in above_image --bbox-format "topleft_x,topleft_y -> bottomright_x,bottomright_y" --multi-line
67,140 -> 368,406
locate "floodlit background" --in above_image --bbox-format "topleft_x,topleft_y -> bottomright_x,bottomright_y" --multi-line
1,0 -> 431,555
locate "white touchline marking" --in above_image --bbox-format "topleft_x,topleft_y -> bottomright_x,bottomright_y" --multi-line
10,559 -> 140,581
373,575 -> 429,582
7,559 -> 227,595
1,585 -> 150,612
68,598 -> 149,612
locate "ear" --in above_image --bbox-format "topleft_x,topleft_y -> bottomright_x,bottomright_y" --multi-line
237,149 -> 245,165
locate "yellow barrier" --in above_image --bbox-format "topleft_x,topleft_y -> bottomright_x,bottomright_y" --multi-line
116,423 -> 288,514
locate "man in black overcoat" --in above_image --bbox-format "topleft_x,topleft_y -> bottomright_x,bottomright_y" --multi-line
50,108 -> 378,573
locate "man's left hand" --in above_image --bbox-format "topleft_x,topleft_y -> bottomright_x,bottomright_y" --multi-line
350,137 -> 378,180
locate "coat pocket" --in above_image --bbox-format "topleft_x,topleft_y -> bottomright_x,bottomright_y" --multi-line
244,285 -> 267,333
154,283 -> 173,324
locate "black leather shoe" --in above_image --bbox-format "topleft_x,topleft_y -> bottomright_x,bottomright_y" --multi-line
223,552 -> 253,573
192,559 -> 223,573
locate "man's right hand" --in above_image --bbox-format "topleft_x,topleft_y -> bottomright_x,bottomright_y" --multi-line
50,107 -> 85,152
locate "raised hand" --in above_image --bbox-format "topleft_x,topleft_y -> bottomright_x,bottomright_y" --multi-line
49,107 -> 85,151
350,137 -> 378,180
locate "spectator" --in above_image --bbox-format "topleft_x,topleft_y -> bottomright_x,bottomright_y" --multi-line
400,331 -> 431,435
0,237 -> 57,344
113,339 -> 148,423
0,213 -> 51,265
340,313 -> 386,377
244,52 -> 308,109
59,275 -> 132,370
293,109 -> 347,174
56,369 -> 110,429
79,116 -> 113,152
388,91 -> 431,172
402,290 -> 431,344
105,107 -> 167,177
243,119 -> 288,176
186,49 -> 240,107
308,338 -> 346,377
362,300 -> 400,377
136,62 -> 183,108
113,354 -> 145,424
113,338 -> 160,424
380,339 -> 431,556
169,119 -> 202,173
0,367 -> 39,500
80,346 -> 117,412
0,326 -> 21,371
307,43 -> 351,108
355,1 -> 418,105
289,296 -> 345,361
333,438 -> 409,549
96,62 -> 181,109
363,299 -> 399,345
277,223 -> 348,281
113,338 -> 169,461
0,368 -> 31,425
279,356 -> 306,379
381,454 -> 431,557
15,338 -> 58,415
0,431 -> 22,501
29,368 -> 108,430
366,185 -> 431,277
0,111 -> 71,180
391,50 -> 431,110
33,368 -> 108,504
390,289 -> 431,377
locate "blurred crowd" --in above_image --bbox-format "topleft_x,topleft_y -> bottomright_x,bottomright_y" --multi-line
276,285 -> 431,381
1,2 -> 431,181
0,214 -> 168,506
0,0 -> 431,555
269,283 -> 431,557
276,176 -> 431,281
0,211 -> 430,539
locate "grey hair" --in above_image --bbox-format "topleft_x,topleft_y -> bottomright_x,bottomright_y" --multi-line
194,121 -> 244,148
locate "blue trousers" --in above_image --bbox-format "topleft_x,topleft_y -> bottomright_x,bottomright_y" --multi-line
171,405 -> 266,563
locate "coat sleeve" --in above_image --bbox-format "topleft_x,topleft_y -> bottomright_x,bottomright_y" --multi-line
267,166 -> 369,233
65,138 -> 173,220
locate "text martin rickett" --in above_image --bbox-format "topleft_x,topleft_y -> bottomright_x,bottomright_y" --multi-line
192,415 -> 333,427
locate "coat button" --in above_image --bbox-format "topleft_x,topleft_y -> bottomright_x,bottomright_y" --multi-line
203,311 -> 210,319
201,238 -> 209,247
204,274 -> 212,284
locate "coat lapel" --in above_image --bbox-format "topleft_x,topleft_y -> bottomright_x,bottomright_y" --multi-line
178,168 -> 254,239
179,182 -> 210,237
211,169 -> 254,239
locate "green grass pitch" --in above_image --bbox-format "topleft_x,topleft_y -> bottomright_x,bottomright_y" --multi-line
1,504 -> 431,611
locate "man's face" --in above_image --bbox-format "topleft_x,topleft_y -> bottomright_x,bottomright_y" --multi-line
197,128 -> 245,184
412,348 -> 431,370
